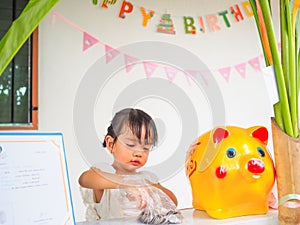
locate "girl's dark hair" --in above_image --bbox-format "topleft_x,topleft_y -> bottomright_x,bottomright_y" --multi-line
103,108 -> 158,147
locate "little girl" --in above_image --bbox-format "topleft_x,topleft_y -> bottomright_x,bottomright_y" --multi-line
78,108 -> 178,221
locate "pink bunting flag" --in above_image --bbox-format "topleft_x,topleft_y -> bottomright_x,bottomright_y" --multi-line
83,32 -> 99,51
164,66 -> 179,82
218,67 -> 231,82
105,45 -> 120,63
234,63 -> 247,78
248,57 -> 261,71
185,70 -> 209,86
199,70 -> 210,86
185,70 -> 198,85
124,54 -> 139,73
143,62 -> 158,78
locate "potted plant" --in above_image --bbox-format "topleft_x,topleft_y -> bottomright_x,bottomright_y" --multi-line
249,0 -> 300,224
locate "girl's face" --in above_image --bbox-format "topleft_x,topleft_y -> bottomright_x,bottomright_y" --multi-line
106,126 -> 153,175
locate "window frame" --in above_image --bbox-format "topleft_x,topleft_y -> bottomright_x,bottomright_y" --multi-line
0,29 -> 38,130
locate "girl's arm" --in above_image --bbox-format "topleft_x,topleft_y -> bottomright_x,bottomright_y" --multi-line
78,167 -> 124,190
150,183 -> 178,206
79,168 -> 178,206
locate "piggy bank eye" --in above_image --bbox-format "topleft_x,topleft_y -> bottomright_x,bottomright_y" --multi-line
257,147 -> 266,157
226,148 -> 236,158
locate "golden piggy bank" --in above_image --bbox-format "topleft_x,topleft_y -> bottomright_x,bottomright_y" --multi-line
185,126 -> 275,219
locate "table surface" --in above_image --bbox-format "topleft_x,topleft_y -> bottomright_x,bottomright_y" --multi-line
76,208 -> 279,225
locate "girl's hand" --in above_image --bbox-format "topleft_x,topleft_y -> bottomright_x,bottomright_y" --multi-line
123,186 -> 151,209
146,180 -> 178,206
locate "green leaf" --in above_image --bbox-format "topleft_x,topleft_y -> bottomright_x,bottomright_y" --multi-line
0,0 -> 60,76
260,0 -> 294,136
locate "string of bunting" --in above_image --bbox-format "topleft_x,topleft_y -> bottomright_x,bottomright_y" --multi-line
52,12 -> 265,85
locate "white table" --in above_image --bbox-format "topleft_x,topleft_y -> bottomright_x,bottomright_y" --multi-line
76,208 -> 279,225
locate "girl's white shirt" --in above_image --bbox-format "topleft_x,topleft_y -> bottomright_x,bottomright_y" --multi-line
80,170 -> 159,221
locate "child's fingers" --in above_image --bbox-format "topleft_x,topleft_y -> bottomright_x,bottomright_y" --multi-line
137,198 -> 147,209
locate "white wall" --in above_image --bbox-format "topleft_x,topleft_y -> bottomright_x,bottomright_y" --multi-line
38,0 -> 275,222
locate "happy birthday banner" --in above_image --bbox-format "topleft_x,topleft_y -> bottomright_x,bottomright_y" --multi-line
91,0 -> 254,35
53,12 -> 265,84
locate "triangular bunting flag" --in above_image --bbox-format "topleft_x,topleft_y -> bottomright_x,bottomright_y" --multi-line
199,70 -> 210,86
164,66 -> 179,82
143,62 -> 158,78
83,32 -> 99,51
185,70 -> 210,86
105,45 -> 120,63
185,70 -> 198,86
248,57 -> 261,71
124,54 -> 139,73
218,67 -> 231,82
234,63 -> 247,78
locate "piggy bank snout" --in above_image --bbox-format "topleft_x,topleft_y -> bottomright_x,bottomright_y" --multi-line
239,155 -> 267,181
247,159 -> 265,174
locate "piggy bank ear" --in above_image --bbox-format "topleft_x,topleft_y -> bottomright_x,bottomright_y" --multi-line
249,126 -> 268,145
213,127 -> 229,144
198,127 -> 230,172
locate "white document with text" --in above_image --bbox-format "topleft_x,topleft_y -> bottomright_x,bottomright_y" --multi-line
0,132 -> 76,225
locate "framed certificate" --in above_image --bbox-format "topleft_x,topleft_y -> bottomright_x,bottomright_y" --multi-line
0,132 -> 76,225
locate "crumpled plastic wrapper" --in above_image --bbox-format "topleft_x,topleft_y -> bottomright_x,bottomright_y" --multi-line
118,173 -> 183,224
